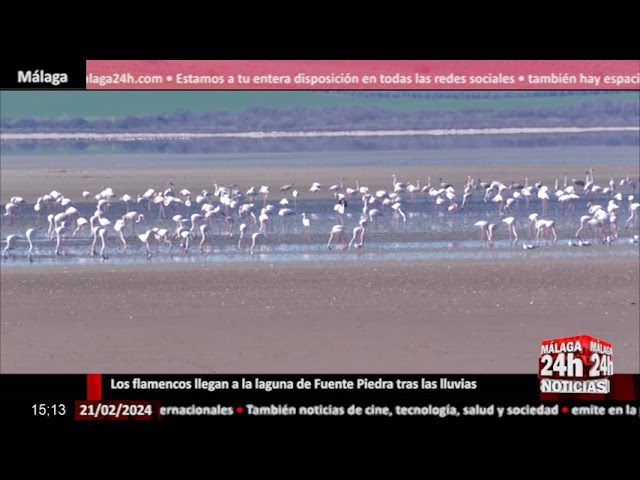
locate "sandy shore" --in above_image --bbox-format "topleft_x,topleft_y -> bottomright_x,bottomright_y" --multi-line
1,258 -> 638,374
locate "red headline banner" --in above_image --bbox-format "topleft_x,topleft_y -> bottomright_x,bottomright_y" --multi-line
85,60 -> 640,90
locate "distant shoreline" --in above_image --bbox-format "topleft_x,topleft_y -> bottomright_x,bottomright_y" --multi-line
2,126 -> 639,141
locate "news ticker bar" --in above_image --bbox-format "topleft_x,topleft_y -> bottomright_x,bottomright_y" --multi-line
65,400 -> 640,421
2,60 -> 639,90
3,374 -> 639,400
2,374 -> 638,422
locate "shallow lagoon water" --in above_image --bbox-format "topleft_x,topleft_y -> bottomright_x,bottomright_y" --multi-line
2,193 -> 638,268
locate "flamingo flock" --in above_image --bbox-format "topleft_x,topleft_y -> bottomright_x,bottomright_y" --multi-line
1,170 -> 639,262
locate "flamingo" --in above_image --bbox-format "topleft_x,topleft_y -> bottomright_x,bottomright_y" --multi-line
348,218 -> 367,249
120,194 -> 133,212
246,186 -> 257,200
90,226 -> 101,256
3,202 -> 19,225
3,234 -> 21,259
137,229 -> 154,259
280,182 -> 294,193
474,221 -> 489,243
329,179 -> 345,192
502,217 -> 518,246
238,223 -> 247,250
72,217 -> 89,237
301,213 -> 311,240
625,203 -> 640,229
54,223 -> 69,256
258,212 -> 270,233
537,186 -> 549,215
199,224 -> 211,252
26,228 -> 35,262
153,228 -> 172,253
250,232 -> 265,255
391,202 -> 406,224
179,230 -> 192,253
259,186 -> 269,206
333,199 -> 346,224
278,208 -> 295,230
575,215 -> 593,240
123,211 -> 145,236
536,219 -> 558,245
98,227 -> 108,260
528,213 -> 539,239
367,209 -> 383,225
327,225 -> 347,250
47,214 -> 56,241
190,213 -> 204,237
487,224 -> 499,247
113,218 -> 127,252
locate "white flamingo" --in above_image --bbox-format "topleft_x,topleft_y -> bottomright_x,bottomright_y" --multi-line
3,234 -> 21,259
199,224 -> 211,252
474,221 -> 489,244
26,228 -> 35,262
250,232 -> 265,255
625,203 -> 640,229
487,224 -> 499,247
391,202 -> 406,224
327,225 -> 347,250
238,223 -> 248,250
179,230 -> 192,253
97,227 -> 108,260
153,228 -> 172,253
72,217 -> 89,237
348,218 -> 367,249
536,219 -> 558,245
123,211 -> 145,236
113,218 -> 127,252
301,213 -> 311,240
138,229 -> 154,259
502,217 -> 518,246
55,223 -> 69,256
575,215 -> 593,240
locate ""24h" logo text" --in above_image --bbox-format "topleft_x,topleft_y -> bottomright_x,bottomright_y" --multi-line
539,335 -> 613,394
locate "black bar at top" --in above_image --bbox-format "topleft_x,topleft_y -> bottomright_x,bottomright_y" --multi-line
1,59 -> 86,89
